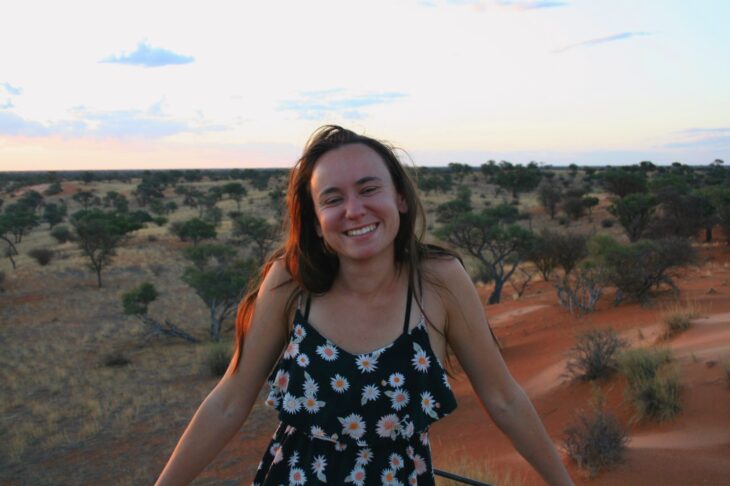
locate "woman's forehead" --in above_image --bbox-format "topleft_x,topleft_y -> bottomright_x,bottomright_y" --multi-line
310,143 -> 393,192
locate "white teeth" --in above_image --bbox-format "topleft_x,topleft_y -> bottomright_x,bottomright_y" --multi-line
346,224 -> 376,236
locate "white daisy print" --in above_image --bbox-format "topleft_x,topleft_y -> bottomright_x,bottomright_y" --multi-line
285,425 -> 296,435
311,455 -> 327,482
345,465 -> 366,486
316,343 -> 339,362
289,467 -> 306,485
293,324 -> 306,341
411,342 -> 431,372
282,393 -> 301,414
420,431 -> 429,446
288,450 -> 299,467
443,372 -> 452,390
296,353 -> 310,368
376,414 -> 400,440
381,468 -> 398,485
413,454 -> 427,475
339,413 -> 366,440
273,370 -> 290,392
408,471 -> 418,485
401,420 -> 414,439
385,388 -> 410,411
389,453 -> 404,471
303,371 -> 319,397
283,341 -> 299,359
331,374 -> 350,393
406,446 -> 415,459
356,447 -> 373,466
388,372 -> 405,388
361,384 -> 380,405
355,354 -> 378,373
302,396 -> 325,414
335,441 -> 347,452
310,425 -> 326,438
420,391 -> 439,419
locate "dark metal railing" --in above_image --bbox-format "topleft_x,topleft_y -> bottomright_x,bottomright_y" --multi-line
434,468 -> 493,486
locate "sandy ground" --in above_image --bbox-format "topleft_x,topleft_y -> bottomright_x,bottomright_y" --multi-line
197,241 -> 730,485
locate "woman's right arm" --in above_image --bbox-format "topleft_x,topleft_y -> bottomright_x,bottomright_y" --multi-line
155,261 -> 295,485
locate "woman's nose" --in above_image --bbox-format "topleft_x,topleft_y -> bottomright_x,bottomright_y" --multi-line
345,196 -> 366,219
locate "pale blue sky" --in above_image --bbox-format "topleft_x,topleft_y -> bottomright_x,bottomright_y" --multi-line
1,0 -> 728,170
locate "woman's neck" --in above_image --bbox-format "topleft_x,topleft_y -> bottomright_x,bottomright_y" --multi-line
334,250 -> 404,297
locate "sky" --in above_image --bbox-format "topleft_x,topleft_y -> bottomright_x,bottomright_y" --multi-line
1,0 -> 729,171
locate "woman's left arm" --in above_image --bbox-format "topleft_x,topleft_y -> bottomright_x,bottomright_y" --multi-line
436,258 -> 574,486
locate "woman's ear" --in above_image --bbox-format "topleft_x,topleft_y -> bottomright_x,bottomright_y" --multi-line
397,194 -> 408,214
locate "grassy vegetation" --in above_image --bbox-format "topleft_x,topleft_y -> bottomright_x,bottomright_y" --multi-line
618,348 -> 682,422
435,450 -> 525,486
660,299 -> 706,339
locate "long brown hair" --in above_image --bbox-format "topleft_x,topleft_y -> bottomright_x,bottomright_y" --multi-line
232,125 -> 459,371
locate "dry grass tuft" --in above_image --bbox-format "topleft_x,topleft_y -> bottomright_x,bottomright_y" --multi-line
435,450 -> 525,486
660,299 -> 707,339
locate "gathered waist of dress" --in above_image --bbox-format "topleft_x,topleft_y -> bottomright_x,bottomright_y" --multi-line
277,419 -> 433,449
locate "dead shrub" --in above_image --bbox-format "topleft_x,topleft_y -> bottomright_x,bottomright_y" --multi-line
565,328 -> 628,381
206,341 -> 232,377
563,390 -> 628,477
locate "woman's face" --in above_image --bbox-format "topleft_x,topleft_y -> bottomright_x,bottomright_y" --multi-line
309,143 -> 407,264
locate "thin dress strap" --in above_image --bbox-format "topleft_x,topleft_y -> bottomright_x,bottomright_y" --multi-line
304,293 -> 312,321
403,284 -> 413,334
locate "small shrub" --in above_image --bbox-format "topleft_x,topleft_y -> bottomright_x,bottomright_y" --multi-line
661,301 -> 703,339
563,390 -> 628,477
601,218 -> 614,228
207,341 -> 232,377
103,352 -> 131,367
147,234 -> 158,242
619,348 -> 681,422
566,328 -> 628,381
50,225 -> 75,243
28,248 -> 54,266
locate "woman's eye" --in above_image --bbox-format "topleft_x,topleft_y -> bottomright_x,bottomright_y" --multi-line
322,197 -> 342,206
362,186 -> 378,195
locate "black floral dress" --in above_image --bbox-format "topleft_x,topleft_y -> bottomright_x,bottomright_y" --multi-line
253,286 -> 457,485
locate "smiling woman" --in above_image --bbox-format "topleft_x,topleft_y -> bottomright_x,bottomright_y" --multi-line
155,125 -> 574,486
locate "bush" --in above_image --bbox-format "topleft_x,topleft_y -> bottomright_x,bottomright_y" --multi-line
563,391 -> 628,477
50,225 -> 75,243
566,328 -> 628,381
207,341 -> 232,377
103,352 -> 131,367
28,248 -> 54,266
662,313 -> 692,337
618,348 -> 681,422
601,218 -> 614,228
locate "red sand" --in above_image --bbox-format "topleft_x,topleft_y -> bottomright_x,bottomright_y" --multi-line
202,241 -> 730,484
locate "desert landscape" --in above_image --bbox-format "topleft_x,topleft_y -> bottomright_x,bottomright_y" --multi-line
1,163 -> 729,485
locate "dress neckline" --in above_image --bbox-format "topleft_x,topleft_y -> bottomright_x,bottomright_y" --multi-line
293,308 -> 424,358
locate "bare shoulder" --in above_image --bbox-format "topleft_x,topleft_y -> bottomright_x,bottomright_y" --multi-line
420,254 -> 473,297
257,259 -> 300,322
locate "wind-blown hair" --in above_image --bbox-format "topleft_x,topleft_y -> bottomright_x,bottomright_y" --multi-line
232,125 -> 457,371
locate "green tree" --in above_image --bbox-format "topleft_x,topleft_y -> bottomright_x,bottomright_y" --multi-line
608,193 -> 658,242
436,204 -> 534,304
537,181 -> 562,219
223,182 -> 247,211
493,162 -> 542,198
435,188 -> 472,223
2,203 -> 40,243
169,218 -> 217,245
73,190 -> 97,210
18,190 -> 44,213
71,209 -> 142,287
42,202 -> 66,229
232,214 -> 280,264
600,169 -> 647,198
182,244 -> 255,340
